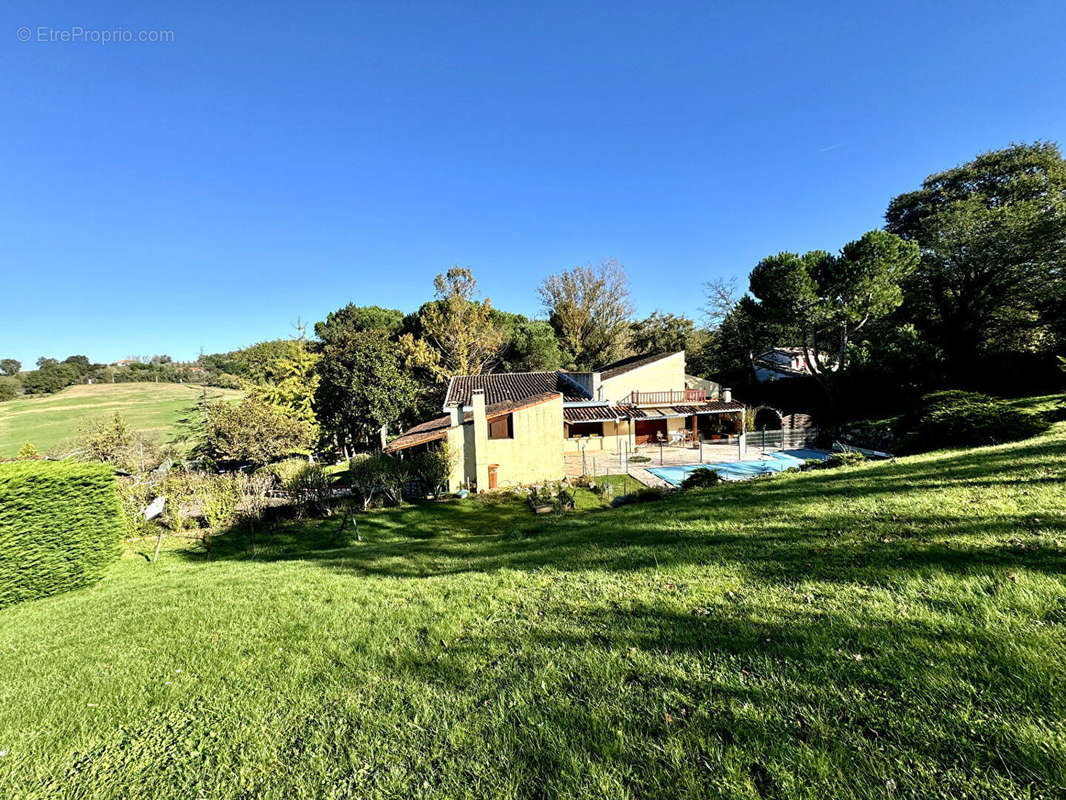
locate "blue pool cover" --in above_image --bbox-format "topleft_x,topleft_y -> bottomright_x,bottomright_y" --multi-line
648,449 -> 832,486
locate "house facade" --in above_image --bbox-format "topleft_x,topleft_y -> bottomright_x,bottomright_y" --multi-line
385,351 -> 745,492
753,347 -> 837,382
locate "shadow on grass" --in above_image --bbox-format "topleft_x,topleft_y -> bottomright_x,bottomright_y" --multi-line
183,432 -> 1066,587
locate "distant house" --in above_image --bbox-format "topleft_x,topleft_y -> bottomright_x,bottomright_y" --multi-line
753,347 -> 836,382
112,358 -> 141,367
385,351 -> 745,492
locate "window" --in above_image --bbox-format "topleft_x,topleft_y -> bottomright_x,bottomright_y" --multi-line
488,414 -> 513,439
567,421 -> 603,438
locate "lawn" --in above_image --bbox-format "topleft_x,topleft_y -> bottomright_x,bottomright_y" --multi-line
1,408 -> 1065,798
0,382 -> 241,457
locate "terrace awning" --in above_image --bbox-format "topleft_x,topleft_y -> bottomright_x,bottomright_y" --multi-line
563,401 -> 744,424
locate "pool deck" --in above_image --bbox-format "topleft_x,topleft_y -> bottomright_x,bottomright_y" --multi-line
564,443 -> 791,489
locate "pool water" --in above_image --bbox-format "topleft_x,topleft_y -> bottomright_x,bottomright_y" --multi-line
648,449 -> 831,485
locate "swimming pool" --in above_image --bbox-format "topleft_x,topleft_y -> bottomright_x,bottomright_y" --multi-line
648,449 -> 832,485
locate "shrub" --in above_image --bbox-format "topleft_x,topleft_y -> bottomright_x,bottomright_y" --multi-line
902,391 -> 1049,453
195,474 -> 243,531
680,467 -> 721,490
348,454 -> 403,510
0,461 -> 124,607
803,451 -> 866,470
16,441 -> 40,460
405,446 -> 451,497
284,462 -> 331,517
0,376 -> 19,402
260,457 -> 308,488
195,397 -> 312,469
628,455 -> 651,463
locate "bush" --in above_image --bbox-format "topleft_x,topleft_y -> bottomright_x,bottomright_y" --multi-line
195,474 -> 243,531
0,376 -> 19,402
16,441 -> 40,460
405,446 -> 451,497
348,454 -> 402,510
803,451 -> 866,470
284,462 -> 331,517
195,397 -> 312,469
902,391 -> 1050,453
680,468 -> 721,490
0,461 -> 124,607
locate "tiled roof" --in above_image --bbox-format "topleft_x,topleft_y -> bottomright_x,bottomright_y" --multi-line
563,401 -> 744,423
444,372 -> 588,407
382,414 -> 452,452
597,351 -> 678,380
386,393 -> 561,452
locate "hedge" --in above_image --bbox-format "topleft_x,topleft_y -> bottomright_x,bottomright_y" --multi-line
0,460 -> 124,607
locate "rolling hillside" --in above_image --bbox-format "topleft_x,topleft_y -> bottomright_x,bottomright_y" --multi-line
0,402 -> 1063,798
0,383 -> 241,457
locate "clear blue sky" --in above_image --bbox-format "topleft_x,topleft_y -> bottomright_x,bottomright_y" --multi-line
3,1 -> 1065,367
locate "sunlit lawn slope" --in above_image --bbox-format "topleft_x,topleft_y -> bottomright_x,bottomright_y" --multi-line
0,383 -> 241,456
0,403 -> 1064,798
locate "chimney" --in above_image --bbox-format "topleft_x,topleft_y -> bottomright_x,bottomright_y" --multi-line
591,371 -> 602,401
448,405 -> 459,426
471,390 -> 489,491
722,387 -> 732,403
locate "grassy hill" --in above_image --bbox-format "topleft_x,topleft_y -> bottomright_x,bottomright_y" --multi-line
0,383 -> 241,457
0,403 -> 1064,798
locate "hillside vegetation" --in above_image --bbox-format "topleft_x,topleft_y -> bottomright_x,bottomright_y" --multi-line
0,409 -> 1064,798
0,383 -> 241,457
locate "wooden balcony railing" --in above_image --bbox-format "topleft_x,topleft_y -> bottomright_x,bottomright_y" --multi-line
627,388 -> 707,406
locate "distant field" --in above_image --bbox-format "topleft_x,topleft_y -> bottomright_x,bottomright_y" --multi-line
0,383 -> 242,457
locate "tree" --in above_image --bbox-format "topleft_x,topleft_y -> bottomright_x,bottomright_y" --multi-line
492,312 -> 563,372
629,311 -> 697,355
539,258 -> 634,370
195,397 -> 313,469
886,142 -> 1066,371
314,329 -> 418,454
348,453 -> 403,510
746,231 -> 919,388
419,267 -> 505,376
251,340 -> 321,432
0,376 -> 18,402
314,304 -> 406,341
0,359 -> 20,376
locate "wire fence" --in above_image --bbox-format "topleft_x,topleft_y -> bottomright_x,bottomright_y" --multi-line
575,427 -> 820,478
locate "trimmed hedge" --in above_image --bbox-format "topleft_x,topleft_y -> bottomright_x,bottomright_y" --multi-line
0,461 -> 124,607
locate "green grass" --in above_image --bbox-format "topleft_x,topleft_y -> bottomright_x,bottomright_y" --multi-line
1,401 -> 1065,798
0,383 -> 241,457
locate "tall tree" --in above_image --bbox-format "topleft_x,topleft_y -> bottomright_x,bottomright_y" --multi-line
491,311 -> 563,372
885,142 -> 1066,371
314,329 -> 418,453
419,267 -> 504,376
747,231 -> 919,387
539,258 -> 634,370
314,304 -> 405,342
251,340 -> 321,433
0,359 -> 21,376
629,311 -> 696,355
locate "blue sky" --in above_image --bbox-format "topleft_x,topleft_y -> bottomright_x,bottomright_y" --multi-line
2,1 -> 1065,367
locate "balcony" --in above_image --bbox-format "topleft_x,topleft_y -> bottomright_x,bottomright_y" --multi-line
626,388 -> 707,406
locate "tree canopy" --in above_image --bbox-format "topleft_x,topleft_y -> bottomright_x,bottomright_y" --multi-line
885,141 -> 1066,371
539,258 -> 634,370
